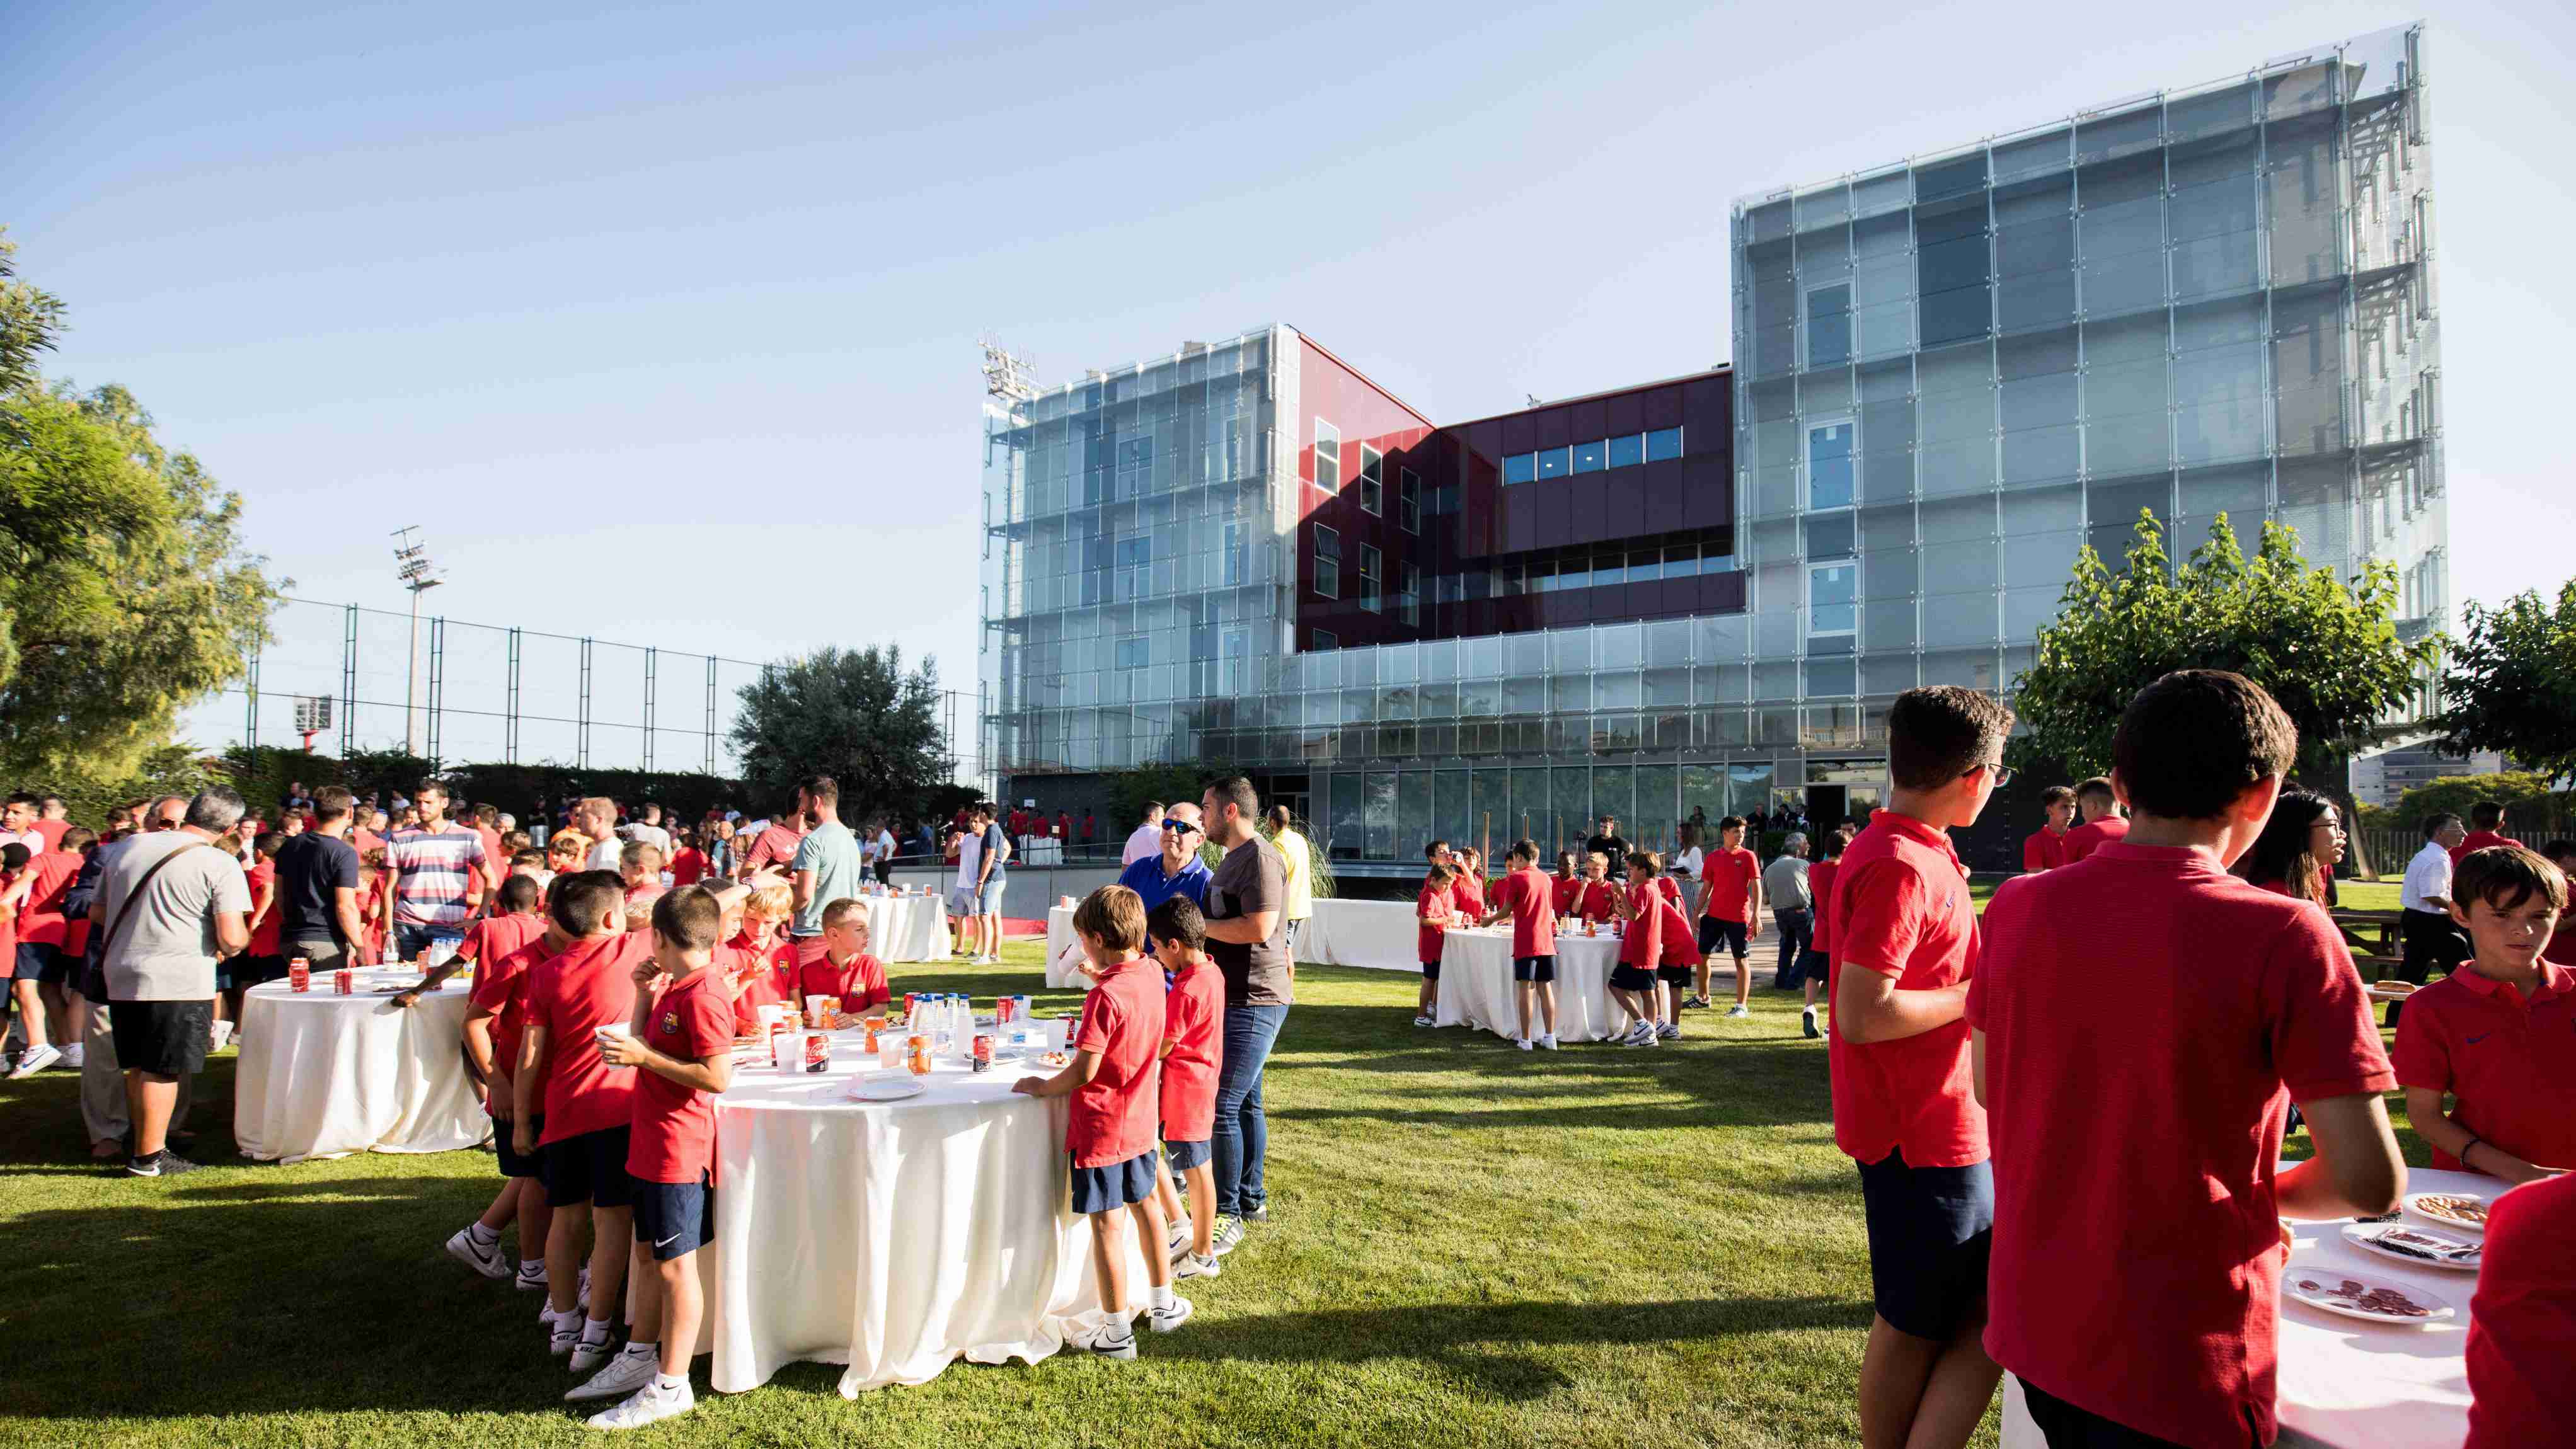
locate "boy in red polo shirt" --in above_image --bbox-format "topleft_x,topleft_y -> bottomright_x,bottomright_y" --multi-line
1413,859 -> 1457,1029
513,871 -> 652,1371
1013,885 -> 1190,1357
465,890 -> 572,1296
2057,777 -> 2126,864
572,886 -> 735,1427
1799,829 -> 1848,1040
444,873 -> 556,1281
2449,800 -> 2522,866
1971,670 -> 2404,1448
1696,817 -> 1761,1017
2544,840 -> 2576,967
2464,1170 -> 2576,1447
1827,685 -> 2011,1449
1146,896 -> 1226,1278
1481,840 -> 1560,1051
2021,786 -> 2073,873
2393,845 -> 2573,1183
796,898 -> 890,1024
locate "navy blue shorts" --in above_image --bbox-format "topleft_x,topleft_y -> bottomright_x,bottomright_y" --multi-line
1071,1147 -> 1158,1215
1420,957 -> 1442,980
1512,954 -> 1555,983
633,1171 -> 714,1260
12,942 -> 56,983
40,949 -> 80,987
543,1126 -> 636,1210
494,1113 -> 544,1179
1656,963 -> 1694,987
1609,963 -> 1658,992
1698,917 -> 1749,957
1856,1149 -> 1994,1341
1164,1137 -> 1210,1171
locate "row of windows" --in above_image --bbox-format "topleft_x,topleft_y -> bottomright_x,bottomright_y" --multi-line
1501,427 -> 1686,485
1311,535 -> 1741,608
1313,421 -> 1424,531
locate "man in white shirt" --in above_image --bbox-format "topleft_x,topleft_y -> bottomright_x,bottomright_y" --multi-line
621,802 -> 672,857
572,798 -> 624,871
2390,811 -> 2471,1026
1121,801 -> 1166,867
872,823 -> 897,885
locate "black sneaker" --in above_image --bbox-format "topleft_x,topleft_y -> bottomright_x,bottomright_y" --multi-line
125,1149 -> 200,1177
1802,1009 -> 1822,1040
1240,1201 -> 1269,1223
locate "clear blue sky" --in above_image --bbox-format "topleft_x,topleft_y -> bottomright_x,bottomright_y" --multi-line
6,2 -> 2568,755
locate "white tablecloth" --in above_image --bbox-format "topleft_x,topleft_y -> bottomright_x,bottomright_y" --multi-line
2001,1165 -> 2483,1449
708,1022 -> 1154,1395
233,968 -> 490,1166
1292,898 -> 1420,972
1432,928 -> 1626,1043
862,892 -> 951,963
1044,905 -> 1083,988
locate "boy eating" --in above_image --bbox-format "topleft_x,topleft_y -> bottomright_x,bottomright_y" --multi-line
797,897 -> 890,1025
2393,844 -> 2573,1183
1012,885 -> 1190,1356
1147,896 -> 1225,1277
572,886 -> 735,1427
442,873 -> 556,1278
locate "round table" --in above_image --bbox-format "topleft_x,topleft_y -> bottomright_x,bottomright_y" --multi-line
706,1021 -> 1154,1395
1432,927 -> 1626,1043
234,967 -> 490,1165
861,892 -> 952,963
2001,1164 -> 2487,1449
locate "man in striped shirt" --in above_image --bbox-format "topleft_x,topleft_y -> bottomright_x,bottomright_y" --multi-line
382,780 -> 489,962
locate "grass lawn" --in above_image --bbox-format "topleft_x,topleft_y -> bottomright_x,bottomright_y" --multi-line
0,932 -> 2429,1448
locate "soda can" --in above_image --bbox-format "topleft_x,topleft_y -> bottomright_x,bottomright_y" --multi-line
996,996 -> 1016,1028
904,992 -> 919,1017
971,1034 -> 992,1072
906,1034 -> 931,1075
803,1032 -> 829,1074
333,968 -> 354,995
288,957 -> 311,992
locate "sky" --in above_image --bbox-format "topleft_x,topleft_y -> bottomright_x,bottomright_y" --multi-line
5,1 -> 2569,762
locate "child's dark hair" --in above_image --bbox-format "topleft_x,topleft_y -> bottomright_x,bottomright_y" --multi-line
651,885 -> 724,951
2470,800 -> 2506,830
497,873 -> 543,914
1887,685 -> 2016,791
1820,830 -> 1848,861
1423,839 -> 1449,861
1625,850 -> 1662,876
2421,811 -> 2463,841
2039,784 -> 2075,808
2452,845 -> 2568,917
1509,838 -> 1538,864
2075,777 -> 2117,805
1147,895 -> 1207,952
1424,862 -> 1454,888
551,871 -> 625,936
2110,670 -> 2297,820
2541,839 -> 2576,866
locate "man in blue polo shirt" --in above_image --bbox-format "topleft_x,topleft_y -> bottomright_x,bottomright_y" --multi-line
1115,801 -> 1212,931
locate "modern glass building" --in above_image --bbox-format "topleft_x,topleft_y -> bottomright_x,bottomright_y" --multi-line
980,23 -> 2445,872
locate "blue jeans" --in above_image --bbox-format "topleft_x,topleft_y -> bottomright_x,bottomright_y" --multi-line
393,923 -> 465,964
1211,1004 -> 1288,1216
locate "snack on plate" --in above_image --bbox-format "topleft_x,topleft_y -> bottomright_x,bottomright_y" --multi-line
2293,1276 -> 2432,1318
1037,1050 -> 1072,1068
2411,1193 -> 2489,1227
2361,1225 -> 2481,1266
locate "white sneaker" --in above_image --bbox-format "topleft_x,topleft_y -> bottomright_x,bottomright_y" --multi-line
59,1042 -> 83,1068
585,1378 -> 694,1431
569,1329 -> 616,1374
1148,1295 -> 1194,1333
1516,1037 -> 1534,1051
1071,1318 -> 1138,1360
515,1261 -> 549,1293
1538,1033 -> 1558,1051
1412,1014 -> 1434,1028
1657,1022 -> 1681,1040
208,1021 -> 234,1051
446,1225 -> 511,1280
1725,1004 -> 1751,1019
1173,1250 -> 1222,1280
1637,1028 -> 1660,1048
567,1346 -> 660,1403
578,1266 -> 592,1314
548,1313 -> 580,1356
7,1043 -> 60,1079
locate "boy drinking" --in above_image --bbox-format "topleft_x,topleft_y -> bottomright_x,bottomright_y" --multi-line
1972,671 -> 2404,1446
1147,896 -> 1225,1278
572,886 -> 736,1428
2394,845 -> 2573,1183
1012,885 -> 1190,1356
796,898 -> 890,1024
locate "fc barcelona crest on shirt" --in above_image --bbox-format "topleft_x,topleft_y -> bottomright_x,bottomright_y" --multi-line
660,1011 -> 680,1035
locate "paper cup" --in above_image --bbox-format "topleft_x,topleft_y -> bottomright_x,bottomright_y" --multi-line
595,1024 -> 633,1046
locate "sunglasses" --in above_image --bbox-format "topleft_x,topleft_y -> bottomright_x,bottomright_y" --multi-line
1162,818 -> 1202,835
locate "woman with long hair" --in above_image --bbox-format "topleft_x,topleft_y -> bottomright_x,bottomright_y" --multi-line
2233,788 -> 2345,905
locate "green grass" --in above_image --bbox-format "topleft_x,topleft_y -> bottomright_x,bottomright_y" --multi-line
0,936 -> 2427,1448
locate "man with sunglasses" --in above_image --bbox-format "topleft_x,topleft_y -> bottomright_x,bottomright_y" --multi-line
1114,803 -> 1212,936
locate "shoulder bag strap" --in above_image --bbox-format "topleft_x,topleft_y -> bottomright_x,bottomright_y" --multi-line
93,840 -> 216,965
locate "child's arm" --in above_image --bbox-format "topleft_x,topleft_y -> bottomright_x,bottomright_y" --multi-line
1011,1048 -> 1100,1098
463,1005 -> 504,1101
604,1034 -> 733,1094
510,1023 -> 548,1152
2403,1085 -> 2558,1184
628,954 -> 669,1037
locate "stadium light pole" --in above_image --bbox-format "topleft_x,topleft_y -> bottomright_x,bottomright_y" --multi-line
391,525 -> 443,758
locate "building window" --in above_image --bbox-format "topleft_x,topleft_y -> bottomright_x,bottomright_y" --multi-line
1503,452 -> 1536,486
1807,419 -> 1855,511
1645,426 -> 1684,462
1115,634 -> 1149,670
1572,438 -> 1606,473
1115,536 -> 1149,600
1314,524 -> 1340,599
1314,420 -> 1340,491
1537,446 -> 1572,479
1221,629 -> 1246,695
1359,444 -> 1383,515
1398,468 -> 1420,532
1311,628 -> 1339,651
1359,544 -> 1382,613
1400,563 -> 1420,625
1808,561 -> 1858,636
1607,433 -> 1643,469
1807,282 -> 1853,369
1221,520 -> 1243,587
1805,510 -> 1857,559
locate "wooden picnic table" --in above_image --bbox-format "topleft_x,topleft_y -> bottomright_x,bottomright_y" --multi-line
2329,908 -> 2404,980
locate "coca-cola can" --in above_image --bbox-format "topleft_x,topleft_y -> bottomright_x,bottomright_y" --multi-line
288,957 -> 311,992
903,992 -> 919,1017
333,968 -> 354,995
803,1032 -> 829,1074
971,1034 -> 992,1073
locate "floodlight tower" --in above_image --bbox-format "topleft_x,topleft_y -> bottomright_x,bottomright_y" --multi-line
391,525 -> 443,757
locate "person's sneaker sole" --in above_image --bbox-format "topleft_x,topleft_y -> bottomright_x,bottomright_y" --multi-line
1077,1331 -> 1138,1360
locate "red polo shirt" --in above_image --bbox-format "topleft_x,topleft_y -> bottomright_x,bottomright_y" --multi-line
2391,962 -> 2576,1172
2021,827 -> 2065,873
626,968 -> 736,1184
1827,811 -> 1984,1169
472,936 -> 554,1111
1416,879 -> 1454,964
14,849 -> 81,947
1491,867 -> 1558,959
1160,958 -> 1224,1142
1451,872 -> 1485,918
2060,815 -> 2128,864
31,818 -> 69,853
1550,875 -> 1580,915
1808,857 -> 1842,956
740,822 -> 805,874
1564,878 -> 1617,924
458,910 -> 544,970
2464,1171 -> 2576,1448
524,931 -> 652,1145
798,951 -> 890,1016
1969,842 -> 2395,1449
668,847 -> 708,886
1067,955 -> 1165,1169
1699,845 -> 1760,923
2450,830 -> 2524,867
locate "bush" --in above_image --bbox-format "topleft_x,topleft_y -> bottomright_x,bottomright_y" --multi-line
2387,772 -> 2571,832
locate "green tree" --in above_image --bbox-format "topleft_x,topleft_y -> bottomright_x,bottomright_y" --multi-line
728,646 -> 950,824
1,231 -> 282,785
2384,772 -> 2570,832
2430,580 -> 2576,782
2012,510 -> 2437,784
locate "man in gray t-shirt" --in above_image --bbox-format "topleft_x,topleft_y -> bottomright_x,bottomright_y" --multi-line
788,776 -> 867,967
